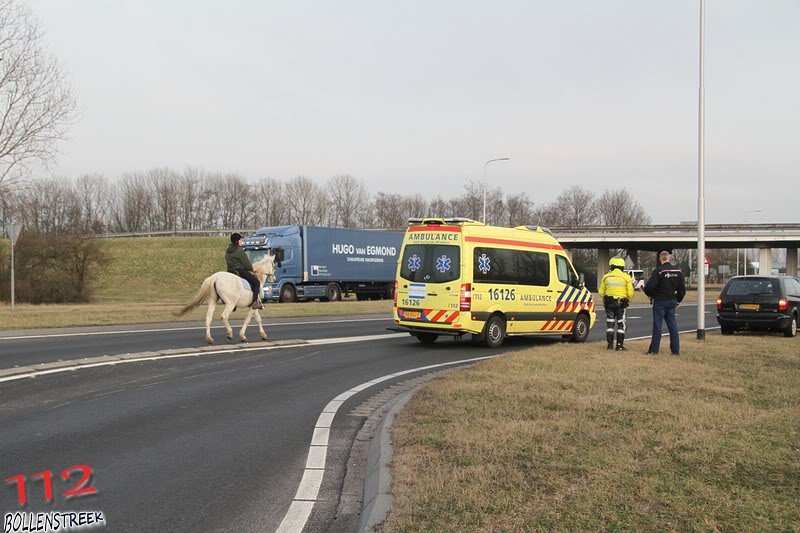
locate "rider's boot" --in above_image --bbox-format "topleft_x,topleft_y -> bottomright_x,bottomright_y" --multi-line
251,295 -> 263,310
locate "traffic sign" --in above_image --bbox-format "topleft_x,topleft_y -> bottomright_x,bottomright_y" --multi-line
5,222 -> 22,245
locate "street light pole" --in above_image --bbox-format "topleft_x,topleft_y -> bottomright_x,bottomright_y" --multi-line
482,157 -> 510,224
696,0 -> 706,340
742,208 -> 762,275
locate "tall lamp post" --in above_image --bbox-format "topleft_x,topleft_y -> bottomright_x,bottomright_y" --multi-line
482,157 -> 510,224
696,0 -> 706,340
742,208 -> 762,275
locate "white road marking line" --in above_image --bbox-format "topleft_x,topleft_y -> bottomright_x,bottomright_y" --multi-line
0,317 -> 391,341
0,333 -> 409,384
275,354 -> 496,533
626,326 -> 721,341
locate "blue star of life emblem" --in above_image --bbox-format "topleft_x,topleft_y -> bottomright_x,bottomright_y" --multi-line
478,253 -> 491,275
408,254 -> 421,272
436,255 -> 451,273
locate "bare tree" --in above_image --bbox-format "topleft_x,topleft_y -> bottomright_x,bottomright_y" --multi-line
597,188 -> 651,226
552,185 -> 599,226
504,193 -> 534,227
373,193 -> 406,228
253,177 -> 286,227
75,173 -> 112,233
111,173 -> 153,232
0,0 -> 77,190
216,172 -> 252,229
285,175 -> 322,225
327,174 -> 370,228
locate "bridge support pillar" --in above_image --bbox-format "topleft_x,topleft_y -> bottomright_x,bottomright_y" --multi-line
787,248 -> 798,277
758,248 -> 772,275
563,248 -> 574,262
597,248 -> 610,289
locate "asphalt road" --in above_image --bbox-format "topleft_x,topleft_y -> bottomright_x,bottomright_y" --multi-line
0,304 -> 717,368
0,303 -> 717,532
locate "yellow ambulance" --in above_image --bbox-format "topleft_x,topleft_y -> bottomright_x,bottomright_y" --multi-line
392,218 -> 595,347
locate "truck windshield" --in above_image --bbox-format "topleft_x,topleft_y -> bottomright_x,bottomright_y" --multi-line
400,245 -> 460,283
245,250 -> 267,263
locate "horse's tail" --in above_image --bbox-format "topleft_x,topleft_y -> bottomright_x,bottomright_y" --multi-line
175,275 -> 216,317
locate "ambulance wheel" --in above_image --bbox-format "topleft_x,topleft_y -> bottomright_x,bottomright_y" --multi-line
571,314 -> 590,343
415,332 -> 438,345
279,283 -> 297,303
322,283 -> 342,302
483,315 -> 506,348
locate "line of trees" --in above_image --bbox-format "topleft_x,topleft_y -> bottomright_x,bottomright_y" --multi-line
0,168 -> 651,236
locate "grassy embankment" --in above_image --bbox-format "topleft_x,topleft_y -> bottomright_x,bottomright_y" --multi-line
387,334 -> 800,532
0,236 -> 391,330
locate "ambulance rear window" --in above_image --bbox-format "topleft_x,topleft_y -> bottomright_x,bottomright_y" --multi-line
400,245 -> 460,283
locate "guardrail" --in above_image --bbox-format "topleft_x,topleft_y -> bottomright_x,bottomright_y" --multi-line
550,224 -> 800,234
93,229 -> 258,238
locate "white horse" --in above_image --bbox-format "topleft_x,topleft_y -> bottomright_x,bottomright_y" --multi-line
177,254 -> 276,344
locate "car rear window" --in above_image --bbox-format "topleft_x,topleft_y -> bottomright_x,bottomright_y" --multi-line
724,278 -> 779,297
400,244 -> 460,283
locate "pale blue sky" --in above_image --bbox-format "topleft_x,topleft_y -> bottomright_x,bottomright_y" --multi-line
32,0 -> 800,223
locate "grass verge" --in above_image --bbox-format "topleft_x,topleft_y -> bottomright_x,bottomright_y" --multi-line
0,299 -> 392,331
386,334 -> 800,532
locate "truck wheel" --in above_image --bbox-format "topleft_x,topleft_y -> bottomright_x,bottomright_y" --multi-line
279,283 -> 296,303
415,332 -> 438,345
324,283 -> 342,302
483,315 -> 506,348
570,313 -> 590,343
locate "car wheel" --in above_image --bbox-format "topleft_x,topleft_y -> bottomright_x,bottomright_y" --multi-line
324,283 -> 342,302
279,283 -> 296,303
721,327 -> 734,336
415,332 -> 438,345
482,315 -> 506,348
784,314 -> 798,338
571,313 -> 590,343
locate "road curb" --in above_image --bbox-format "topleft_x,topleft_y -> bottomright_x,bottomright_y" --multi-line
357,388 -> 416,533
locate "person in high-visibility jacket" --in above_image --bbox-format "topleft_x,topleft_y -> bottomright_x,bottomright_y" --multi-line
598,256 -> 635,351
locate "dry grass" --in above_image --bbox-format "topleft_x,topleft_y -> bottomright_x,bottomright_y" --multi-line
386,335 -> 800,532
0,299 -> 392,330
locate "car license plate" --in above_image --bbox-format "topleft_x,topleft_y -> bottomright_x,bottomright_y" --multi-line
403,311 -> 422,320
739,304 -> 760,311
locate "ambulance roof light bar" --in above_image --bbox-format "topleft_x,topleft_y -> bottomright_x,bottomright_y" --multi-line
407,218 -> 482,226
519,225 -> 553,234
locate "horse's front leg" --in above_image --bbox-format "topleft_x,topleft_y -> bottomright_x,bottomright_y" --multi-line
240,309 -> 254,342
254,310 -> 268,340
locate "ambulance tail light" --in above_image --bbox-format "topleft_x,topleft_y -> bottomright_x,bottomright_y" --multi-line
393,281 -> 398,306
460,283 -> 472,311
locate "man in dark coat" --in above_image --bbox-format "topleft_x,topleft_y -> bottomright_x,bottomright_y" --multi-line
226,232 -> 263,309
644,251 -> 686,355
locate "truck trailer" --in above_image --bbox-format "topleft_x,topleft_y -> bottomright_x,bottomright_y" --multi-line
242,225 -> 404,302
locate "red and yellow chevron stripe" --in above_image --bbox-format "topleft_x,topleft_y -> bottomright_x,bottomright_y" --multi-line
398,308 -> 460,324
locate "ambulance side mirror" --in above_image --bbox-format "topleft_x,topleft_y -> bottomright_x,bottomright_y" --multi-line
578,273 -> 585,290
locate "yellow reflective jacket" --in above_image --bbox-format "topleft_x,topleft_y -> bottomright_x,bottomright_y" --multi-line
599,268 -> 635,300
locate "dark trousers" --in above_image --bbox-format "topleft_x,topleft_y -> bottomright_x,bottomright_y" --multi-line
230,268 -> 260,303
648,299 -> 679,354
604,299 -> 627,347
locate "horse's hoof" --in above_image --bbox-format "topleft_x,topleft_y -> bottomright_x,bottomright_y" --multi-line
207,339 -> 214,345
261,335 -> 268,341
240,338 -> 248,343
226,335 -> 233,341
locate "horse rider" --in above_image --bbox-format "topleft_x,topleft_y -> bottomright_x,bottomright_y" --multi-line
226,232 -> 263,309
598,256 -> 635,351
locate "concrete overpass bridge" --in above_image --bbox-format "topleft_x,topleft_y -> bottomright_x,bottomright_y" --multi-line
551,223 -> 800,283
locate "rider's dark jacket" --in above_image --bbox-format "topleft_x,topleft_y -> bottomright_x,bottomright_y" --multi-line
226,243 -> 253,272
